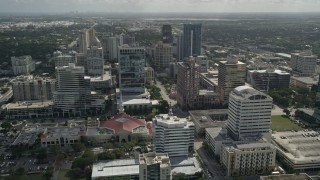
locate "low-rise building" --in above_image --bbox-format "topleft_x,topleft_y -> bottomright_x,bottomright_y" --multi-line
139,152 -> 171,180
260,173 -> 312,180
88,72 -> 113,90
3,101 -> 54,119
170,156 -> 202,179
221,141 -> 276,177
290,76 -> 318,91
40,127 -> 85,147
116,89 -> 152,113
205,127 -> 233,157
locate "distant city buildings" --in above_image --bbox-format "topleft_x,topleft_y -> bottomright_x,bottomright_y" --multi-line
162,24 -> 173,44
153,113 -> 194,157
291,50 -> 317,76
218,56 -> 246,102
227,86 -> 273,140
247,69 -> 291,92
11,55 -> 35,75
11,75 -> 56,102
154,41 -> 173,70
182,24 -> 202,58
53,51 -> 76,67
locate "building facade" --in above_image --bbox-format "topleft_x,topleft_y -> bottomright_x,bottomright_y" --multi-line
139,152 -> 171,180
11,55 -> 35,75
153,113 -> 194,157
291,51 -> 317,76
162,24 -> 173,44
182,24 -> 202,58
218,56 -> 246,102
227,86 -> 273,140
154,42 -> 173,70
195,55 -> 208,73
145,67 -> 154,85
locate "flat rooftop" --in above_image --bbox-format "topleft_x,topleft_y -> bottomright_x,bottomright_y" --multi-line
260,173 -> 312,180
189,109 -> 228,129
291,76 -> 318,85
92,159 -> 139,178
272,130 -> 320,165
248,69 -> 290,75
42,127 -> 85,139
171,157 -> 202,176
5,101 -> 53,110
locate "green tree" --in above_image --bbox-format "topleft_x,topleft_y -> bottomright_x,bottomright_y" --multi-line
283,108 -> 291,117
173,173 -> 187,180
104,143 -> 113,150
1,121 -> 12,134
43,167 -> 53,180
71,142 -> 86,153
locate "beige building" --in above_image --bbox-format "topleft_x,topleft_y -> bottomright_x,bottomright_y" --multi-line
221,142 -> 276,177
218,56 -> 246,102
290,76 -> 318,91
154,41 -> 173,69
139,152 -> 171,180
145,67 -> 154,85
291,50 -> 317,76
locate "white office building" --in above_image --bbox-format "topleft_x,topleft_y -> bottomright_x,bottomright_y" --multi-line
11,55 -> 35,75
227,86 -> 273,140
153,113 -> 194,157
291,50 -> 317,76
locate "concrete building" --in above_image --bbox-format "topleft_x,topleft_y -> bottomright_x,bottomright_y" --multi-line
145,67 -> 154,85
40,127 -> 85,147
107,36 -> 123,61
200,70 -> 219,91
115,89 -> 152,113
205,127 -> 233,157
89,72 -> 113,90
11,55 -> 35,75
218,56 -> 246,102
291,50 -> 317,76
162,24 -> 173,44
195,55 -> 208,73
139,152 -> 171,180
153,113 -> 194,157
182,24 -> 202,58
272,130 -> 320,171
87,51 -> 104,77
227,86 -> 273,140
177,57 -> 220,110
189,109 -> 228,137
260,173 -> 312,180
75,53 -> 87,67
221,142 -> 276,176
154,41 -> 173,70
53,63 -> 91,116
3,101 -> 54,119
247,69 -> 290,92
11,76 -> 56,102
53,51 -> 76,67
290,76 -> 318,91
118,45 -> 145,94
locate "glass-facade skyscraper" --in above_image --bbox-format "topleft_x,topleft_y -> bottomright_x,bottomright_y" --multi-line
182,24 -> 202,59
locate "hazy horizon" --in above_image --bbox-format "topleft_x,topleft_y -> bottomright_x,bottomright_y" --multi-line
0,0 -> 319,14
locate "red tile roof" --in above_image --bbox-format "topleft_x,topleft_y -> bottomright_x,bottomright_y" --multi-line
99,113 -> 146,133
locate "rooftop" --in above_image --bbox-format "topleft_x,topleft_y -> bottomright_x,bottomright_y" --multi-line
41,127 -> 85,140
92,159 -> 139,179
99,113 -> 147,134
272,130 -> 320,165
171,157 -> 202,176
248,69 -> 290,75
139,152 -> 170,166
189,109 -> 228,129
291,76 -> 318,85
232,86 -> 272,100
153,114 -> 194,128
260,173 -> 312,180
5,101 -> 53,110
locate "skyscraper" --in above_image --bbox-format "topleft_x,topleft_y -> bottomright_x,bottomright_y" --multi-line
53,63 -> 91,116
218,56 -> 246,102
226,86 -> 273,140
176,34 -> 184,61
118,45 -> 145,94
87,37 -> 104,77
154,41 -> 173,70
162,24 -> 173,44
182,24 -> 202,59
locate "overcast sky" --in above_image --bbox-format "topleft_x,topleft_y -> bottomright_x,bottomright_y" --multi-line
1,0 -> 319,13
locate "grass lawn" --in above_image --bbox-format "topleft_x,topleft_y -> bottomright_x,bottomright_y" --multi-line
271,115 -> 303,132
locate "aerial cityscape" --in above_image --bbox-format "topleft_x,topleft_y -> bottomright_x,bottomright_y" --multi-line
0,1 -> 320,180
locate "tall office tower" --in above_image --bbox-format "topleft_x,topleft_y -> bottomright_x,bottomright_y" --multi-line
153,113 -> 194,157
291,50 -> 317,76
53,63 -> 91,115
139,152 -> 171,180
182,24 -> 202,58
176,57 -> 200,109
227,86 -> 273,140
195,55 -> 208,73
118,45 -> 145,94
176,34 -> 184,61
87,37 -> 104,77
11,76 -> 56,102
79,28 -> 97,54
162,24 -> 173,44
107,36 -> 123,61
53,51 -> 76,68
218,56 -> 246,102
11,56 -> 35,75
154,41 -> 173,70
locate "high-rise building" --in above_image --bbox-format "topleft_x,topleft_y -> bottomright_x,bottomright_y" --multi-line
227,86 -> 273,140
182,24 -> 202,58
247,69 -> 290,92
53,63 -> 91,116
11,76 -> 56,102
218,56 -> 246,102
107,36 -> 122,61
86,37 -> 104,77
195,55 -> 208,73
123,35 -> 135,46
176,34 -> 184,61
291,50 -> 317,76
118,45 -> 145,94
162,24 -> 173,44
79,28 -> 97,54
11,56 -> 35,75
53,51 -> 76,68
221,142 -> 276,176
153,113 -> 194,157
154,41 -> 173,70
139,152 -> 171,180
177,58 -> 200,109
